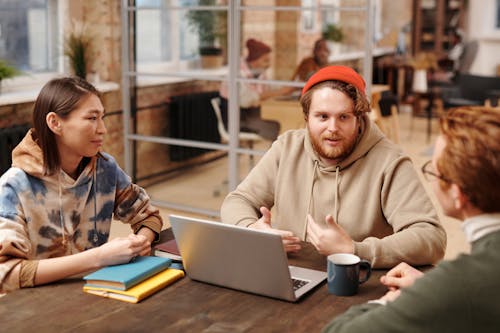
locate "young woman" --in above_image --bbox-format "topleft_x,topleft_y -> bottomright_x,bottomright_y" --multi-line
0,77 -> 162,293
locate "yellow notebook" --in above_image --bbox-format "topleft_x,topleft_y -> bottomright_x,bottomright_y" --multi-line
83,268 -> 184,303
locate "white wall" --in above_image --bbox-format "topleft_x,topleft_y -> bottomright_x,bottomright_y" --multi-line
467,0 -> 500,75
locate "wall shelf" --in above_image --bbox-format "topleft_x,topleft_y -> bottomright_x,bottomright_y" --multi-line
412,0 -> 464,55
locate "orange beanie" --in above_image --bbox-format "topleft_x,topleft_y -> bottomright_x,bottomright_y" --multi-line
301,65 -> 366,96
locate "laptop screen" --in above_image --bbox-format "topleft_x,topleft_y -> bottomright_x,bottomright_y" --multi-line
168,214 -> 326,302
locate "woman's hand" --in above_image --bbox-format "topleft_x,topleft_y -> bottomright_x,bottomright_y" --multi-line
96,234 -> 151,267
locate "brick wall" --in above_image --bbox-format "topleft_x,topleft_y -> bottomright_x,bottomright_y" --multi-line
67,0 -> 121,83
0,103 -> 33,129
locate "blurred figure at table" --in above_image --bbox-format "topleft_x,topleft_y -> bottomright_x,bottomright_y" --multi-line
281,38 -> 331,97
219,38 -> 287,141
221,65 -> 446,269
431,30 -> 465,84
323,106 -> 500,332
291,38 -> 331,82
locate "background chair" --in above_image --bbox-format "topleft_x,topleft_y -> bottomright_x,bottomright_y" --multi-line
441,74 -> 500,110
0,124 -> 30,176
211,97 -> 264,196
377,91 -> 400,144
457,40 -> 479,75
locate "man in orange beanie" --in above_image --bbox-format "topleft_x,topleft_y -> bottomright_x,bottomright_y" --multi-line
219,38 -> 288,141
221,65 -> 446,269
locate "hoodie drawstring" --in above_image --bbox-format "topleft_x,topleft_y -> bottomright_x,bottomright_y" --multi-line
303,160 -> 319,239
92,158 -> 99,245
334,165 -> 340,223
303,162 -> 341,239
58,172 -> 66,247
58,158 -> 99,250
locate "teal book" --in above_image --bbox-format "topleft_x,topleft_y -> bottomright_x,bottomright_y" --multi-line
83,256 -> 172,291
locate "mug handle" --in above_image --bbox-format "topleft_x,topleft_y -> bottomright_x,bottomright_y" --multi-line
358,260 -> 372,284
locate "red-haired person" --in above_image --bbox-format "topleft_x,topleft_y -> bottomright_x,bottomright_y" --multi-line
323,106 -> 500,332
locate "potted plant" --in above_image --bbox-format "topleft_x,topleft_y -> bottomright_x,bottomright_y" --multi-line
64,26 -> 91,79
322,23 -> 344,54
0,59 -> 20,94
186,0 -> 227,68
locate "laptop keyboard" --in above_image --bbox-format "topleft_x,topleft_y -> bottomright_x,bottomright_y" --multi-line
292,278 -> 309,291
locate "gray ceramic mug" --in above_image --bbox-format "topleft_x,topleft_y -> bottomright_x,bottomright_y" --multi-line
327,253 -> 372,296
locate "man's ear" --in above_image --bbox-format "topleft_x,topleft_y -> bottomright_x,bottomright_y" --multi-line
46,112 -> 62,135
450,183 -> 468,210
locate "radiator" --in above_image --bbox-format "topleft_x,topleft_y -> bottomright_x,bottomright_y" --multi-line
0,124 -> 30,175
168,91 -> 220,161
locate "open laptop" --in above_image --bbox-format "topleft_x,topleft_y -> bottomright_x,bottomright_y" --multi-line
169,214 -> 326,302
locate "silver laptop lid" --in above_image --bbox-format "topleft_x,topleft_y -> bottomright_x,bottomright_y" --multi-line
169,214 -> 298,301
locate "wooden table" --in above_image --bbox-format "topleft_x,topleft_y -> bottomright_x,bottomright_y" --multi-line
1,229 -> 388,333
261,97 -> 304,134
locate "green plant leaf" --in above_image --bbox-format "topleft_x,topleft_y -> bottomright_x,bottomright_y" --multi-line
322,23 -> 344,42
186,0 -> 227,50
64,29 -> 91,79
0,59 -> 21,80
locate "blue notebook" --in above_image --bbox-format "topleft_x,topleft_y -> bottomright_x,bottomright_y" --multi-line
83,256 -> 172,290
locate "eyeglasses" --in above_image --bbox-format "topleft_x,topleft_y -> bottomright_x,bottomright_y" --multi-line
421,160 -> 451,183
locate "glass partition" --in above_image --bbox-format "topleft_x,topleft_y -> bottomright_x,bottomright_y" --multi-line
122,0 -> 372,217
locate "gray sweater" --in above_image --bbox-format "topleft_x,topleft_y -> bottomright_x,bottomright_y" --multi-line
322,225 -> 500,332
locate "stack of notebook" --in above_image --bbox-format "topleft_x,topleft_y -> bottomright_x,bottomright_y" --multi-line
83,256 -> 184,303
154,239 -> 182,262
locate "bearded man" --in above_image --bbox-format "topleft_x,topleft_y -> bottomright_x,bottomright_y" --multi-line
220,65 -> 446,268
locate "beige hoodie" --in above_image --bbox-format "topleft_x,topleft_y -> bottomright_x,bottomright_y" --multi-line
221,116 -> 446,268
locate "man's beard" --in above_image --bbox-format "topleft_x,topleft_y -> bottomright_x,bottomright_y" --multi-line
308,128 -> 358,164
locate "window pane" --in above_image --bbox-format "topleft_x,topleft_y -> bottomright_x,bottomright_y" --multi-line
28,8 -> 47,71
0,0 -> 49,71
137,0 -> 161,6
179,8 -> 198,60
137,9 -> 163,62
136,1 -> 173,63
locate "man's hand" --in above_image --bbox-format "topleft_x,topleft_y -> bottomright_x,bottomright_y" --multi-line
380,262 -> 424,291
379,289 -> 402,303
248,207 -> 301,253
306,214 -> 354,256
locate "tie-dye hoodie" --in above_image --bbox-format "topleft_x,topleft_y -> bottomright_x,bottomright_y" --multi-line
0,130 -> 162,293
